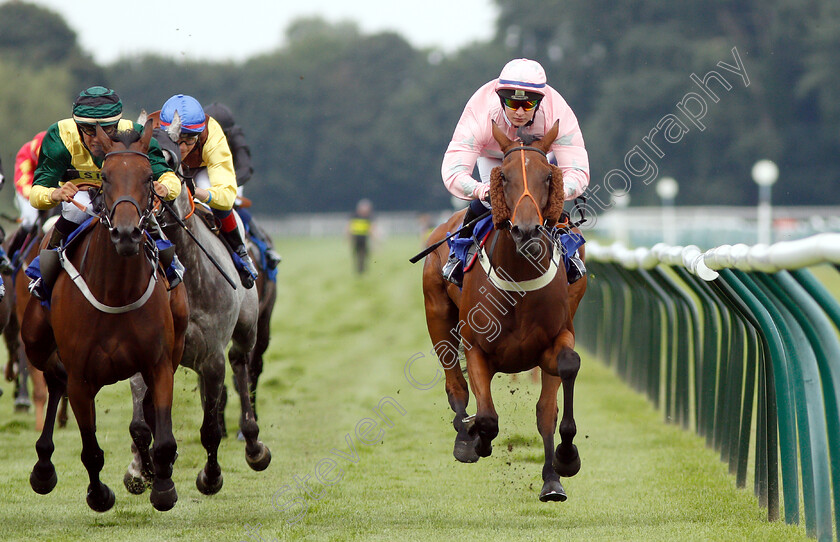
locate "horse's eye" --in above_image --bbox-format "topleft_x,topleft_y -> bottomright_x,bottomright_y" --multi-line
500,173 -> 508,185
100,173 -> 107,183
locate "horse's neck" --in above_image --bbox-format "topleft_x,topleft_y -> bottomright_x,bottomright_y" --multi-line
489,230 -> 556,282
80,228 -> 151,293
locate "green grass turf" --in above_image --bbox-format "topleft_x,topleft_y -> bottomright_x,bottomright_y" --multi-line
0,236 -> 810,541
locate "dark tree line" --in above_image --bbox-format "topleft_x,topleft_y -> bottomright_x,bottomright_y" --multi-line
1,0 -> 838,215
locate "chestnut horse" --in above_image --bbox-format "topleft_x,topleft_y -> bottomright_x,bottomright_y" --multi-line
21,122 -> 188,512
422,121 -> 587,502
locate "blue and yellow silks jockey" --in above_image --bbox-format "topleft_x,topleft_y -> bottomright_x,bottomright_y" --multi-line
158,93 -> 259,289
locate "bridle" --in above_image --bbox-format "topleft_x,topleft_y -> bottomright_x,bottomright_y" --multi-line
57,148 -> 161,314
502,145 -> 548,226
98,149 -> 156,233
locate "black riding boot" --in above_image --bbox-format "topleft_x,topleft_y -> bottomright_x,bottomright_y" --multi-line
28,221 -> 73,300
6,224 -> 36,267
221,228 -> 258,289
147,214 -> 184,290
249,221 -> 282,270
441,199 -> 485,287
566,250 -> 586,284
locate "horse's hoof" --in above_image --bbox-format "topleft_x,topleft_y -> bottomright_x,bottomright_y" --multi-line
476,438 -> 493,458
150,481 -> 178,511
30,466 -> 58,495
87,484 -> 116,512
246,442 -> 271,471
539,480 -> 567,502
553,444 -> 581,477
123,471 -> 148,495
196,468 -> 224,495
453,438 -> 480,463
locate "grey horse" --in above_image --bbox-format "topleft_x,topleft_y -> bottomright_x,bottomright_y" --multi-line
124,165 -> 271,496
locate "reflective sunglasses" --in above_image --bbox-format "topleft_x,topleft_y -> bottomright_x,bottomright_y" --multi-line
78,123 -> 118,137
177,134 -> 199,145
502,97 -> 540,112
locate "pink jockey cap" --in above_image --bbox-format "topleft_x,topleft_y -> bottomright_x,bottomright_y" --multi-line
494,58 -> 547,101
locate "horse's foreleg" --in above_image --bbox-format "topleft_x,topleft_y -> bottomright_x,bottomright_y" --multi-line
547,330 -> 582,478
536,371 -> 567,502
67,378 -> 115,513
29,356 -> 65,496
147,364 -> 178,512
464,346 -> 498,459
229,345 -> 271,471
195,360 -> 225,495
124,373 -> 154,495
22,300 -> 63,494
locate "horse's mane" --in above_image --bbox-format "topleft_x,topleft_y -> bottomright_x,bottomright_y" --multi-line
516,129 -> 541,146
113,129 -> 142,146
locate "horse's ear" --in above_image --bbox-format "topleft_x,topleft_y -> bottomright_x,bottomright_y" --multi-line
139,117 -> 155,150
137,109 -> 148,125
489,166 -> 511,229
491,121 -> 513,151
92,124 -> 113,156
536,120 -> 560,154
165,111 -> 182,142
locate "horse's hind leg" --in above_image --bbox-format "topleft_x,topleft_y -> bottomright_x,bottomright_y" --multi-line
229,343 -> 271,471
124,373 -> 154,494
249,287 -> 275,422
536,371 -> 567,502
67,378 -> 115,513
195,360 -> 225,495
423,264 -> 474,462
145,364 -> 178,512
552,344 -> 582,478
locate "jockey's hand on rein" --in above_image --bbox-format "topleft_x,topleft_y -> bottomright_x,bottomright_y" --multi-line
50,183 -> 79,203
153,181 -> 169,199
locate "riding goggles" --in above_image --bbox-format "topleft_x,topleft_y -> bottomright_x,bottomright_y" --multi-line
502,97 -> 540,112
78,123 -> 118,137
177,134 -> 199,145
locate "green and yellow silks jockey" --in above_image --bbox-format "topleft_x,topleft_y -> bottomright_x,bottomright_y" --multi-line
27,86 -> 184,300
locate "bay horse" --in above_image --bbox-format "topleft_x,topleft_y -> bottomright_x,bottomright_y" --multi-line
124,156 -> 270,497
21,121 -> 189,512
3,214 -> 67,430
422,121 -> 587,502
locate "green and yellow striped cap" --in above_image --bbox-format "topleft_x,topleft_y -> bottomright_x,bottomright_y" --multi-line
72,86 -> 122,125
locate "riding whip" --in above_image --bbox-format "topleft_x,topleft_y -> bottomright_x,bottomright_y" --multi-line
155,194 -> 238,290
409,209 -> 491,264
